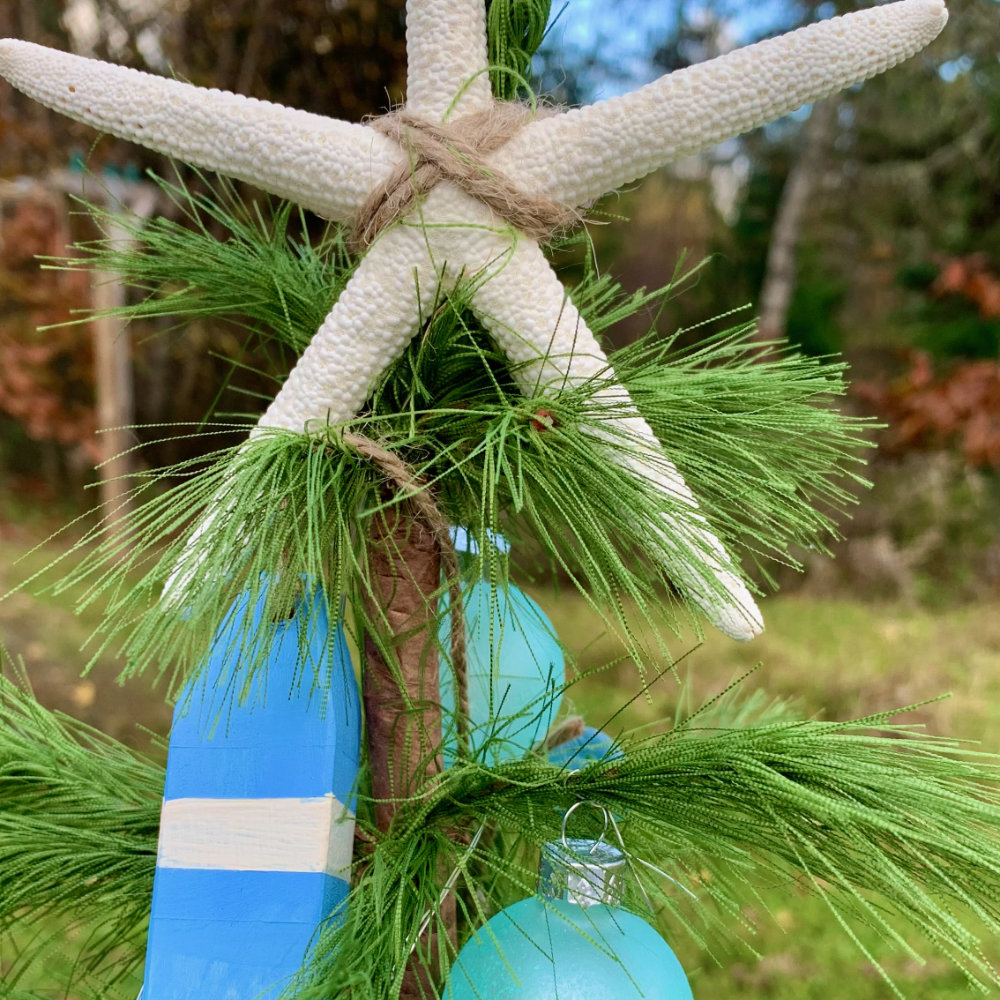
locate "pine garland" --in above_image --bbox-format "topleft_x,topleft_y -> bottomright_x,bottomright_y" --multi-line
28,170 -> 872,700
6,669 -> 1000,998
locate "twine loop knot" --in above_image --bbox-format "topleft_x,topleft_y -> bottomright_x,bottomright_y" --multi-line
352,104 -> 578,249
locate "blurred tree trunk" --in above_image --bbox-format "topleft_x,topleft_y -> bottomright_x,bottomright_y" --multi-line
756,98 -> 838,342
17,0 -> 39,40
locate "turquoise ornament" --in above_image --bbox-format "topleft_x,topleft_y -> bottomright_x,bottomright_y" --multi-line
439,530 -> 563,763
446,838 -> 693,1000
446,897 -> 693,1000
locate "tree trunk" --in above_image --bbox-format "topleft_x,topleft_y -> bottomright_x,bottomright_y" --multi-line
756,98 -> 838,343
362,505 -> 444,831
361,503 -> 455,998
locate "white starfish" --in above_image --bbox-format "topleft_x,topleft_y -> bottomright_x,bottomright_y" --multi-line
0,0 -> 946,640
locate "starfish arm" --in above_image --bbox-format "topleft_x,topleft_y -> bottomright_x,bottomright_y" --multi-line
257,223 -> 440,433
490,0 -> 947,208
0,39 -> 400,223
163,226 -> 440,604
469,237 -> 763,641
405,0 -> 492,120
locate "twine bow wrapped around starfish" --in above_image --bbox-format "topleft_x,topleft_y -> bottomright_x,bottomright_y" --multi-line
353,105 -> 579,248
0,0 -> 947,641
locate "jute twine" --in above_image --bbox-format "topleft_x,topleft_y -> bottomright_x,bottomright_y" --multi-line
344,432 -> 471,746
345,434 -> 588,762
351,104 -> 579,250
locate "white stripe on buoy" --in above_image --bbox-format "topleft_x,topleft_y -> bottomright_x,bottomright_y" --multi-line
156,793 -> 355,879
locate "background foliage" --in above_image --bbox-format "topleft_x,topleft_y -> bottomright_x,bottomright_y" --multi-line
2,0 -> 996,598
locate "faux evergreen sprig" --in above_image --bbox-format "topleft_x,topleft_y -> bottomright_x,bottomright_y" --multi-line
30,169 -> 872,700
293,688 -> 1000,1000
486,0 -> 551,98
7,670 -> 1000,999
0,672 -> 160,993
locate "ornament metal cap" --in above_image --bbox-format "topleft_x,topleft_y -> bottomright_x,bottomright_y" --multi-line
539,838 -> 627,909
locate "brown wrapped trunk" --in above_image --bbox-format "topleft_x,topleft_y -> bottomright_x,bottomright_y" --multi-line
362,504 -> 445,831
361,502 -> 456,998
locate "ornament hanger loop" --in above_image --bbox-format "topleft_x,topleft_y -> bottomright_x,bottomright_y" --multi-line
561,800 -> 610,854
605,809 -> 698,905
561,765 -> 580,788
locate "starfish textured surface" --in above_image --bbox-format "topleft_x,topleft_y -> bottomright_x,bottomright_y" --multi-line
0,0 -> 947,640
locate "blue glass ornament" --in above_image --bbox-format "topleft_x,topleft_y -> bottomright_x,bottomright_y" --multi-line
446,838 -> 694,1000
439,530 -> 563,763
141,579 -> 361,1000
548,725 -> 622,768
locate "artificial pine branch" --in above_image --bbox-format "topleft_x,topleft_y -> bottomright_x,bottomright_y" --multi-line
21,168 -> 874,699
7,657 -> 1000,998
293,689 -> 1000,999
0,673 -> 160,992
485,0 -> 551,99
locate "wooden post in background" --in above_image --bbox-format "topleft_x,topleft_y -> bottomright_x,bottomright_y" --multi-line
90,213 -> 135,527
72,175 -> 158,532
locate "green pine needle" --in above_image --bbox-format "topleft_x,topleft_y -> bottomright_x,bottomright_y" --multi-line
26,169 -> 872,698
0,672 -> 160,992
290,681 -> 1000,999
6,670 -> 1000,998
55,171 -> 351,356
486,0 -> 552,99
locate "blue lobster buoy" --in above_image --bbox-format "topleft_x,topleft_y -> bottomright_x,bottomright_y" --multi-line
548,726 -> 622,769
141,580 -> 361,1000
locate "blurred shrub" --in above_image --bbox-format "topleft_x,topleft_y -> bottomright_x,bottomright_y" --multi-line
0,184 -> 97,462
784,244 -> 847,357
855,352 -> 1000,468
897,253 -> 1000,360
795,452 -> 1000,605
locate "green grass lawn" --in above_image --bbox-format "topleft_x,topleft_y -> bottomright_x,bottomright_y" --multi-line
548,592 -> 1000,999
551,592 -> 1000,743
2,516 -> 1000,998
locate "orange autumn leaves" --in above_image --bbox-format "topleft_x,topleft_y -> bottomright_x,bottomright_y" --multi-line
0,185 -> 98,460
856,255 -> 1000,468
